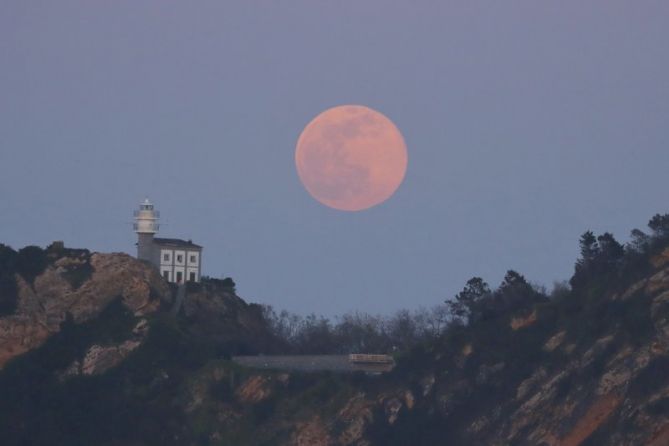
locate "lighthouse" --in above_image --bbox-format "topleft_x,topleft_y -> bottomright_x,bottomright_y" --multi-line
133,198 -> 160,261
132,198 -> 202,283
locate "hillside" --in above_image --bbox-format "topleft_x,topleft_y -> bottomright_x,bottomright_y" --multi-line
1,220 -> 669,445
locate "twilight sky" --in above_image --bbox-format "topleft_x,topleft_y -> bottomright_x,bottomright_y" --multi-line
1,1 -> 668,316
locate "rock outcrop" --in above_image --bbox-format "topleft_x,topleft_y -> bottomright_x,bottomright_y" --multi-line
0,251 -> 169,369
292,417 -> 333,446
262,261 -> 669,445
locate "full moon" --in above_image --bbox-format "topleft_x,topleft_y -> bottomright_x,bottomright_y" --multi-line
295,105 -> 408,211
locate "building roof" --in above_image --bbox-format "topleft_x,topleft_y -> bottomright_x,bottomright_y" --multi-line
153,237 -> 202,249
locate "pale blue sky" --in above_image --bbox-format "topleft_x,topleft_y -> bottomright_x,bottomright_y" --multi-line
1,1 -> 668,315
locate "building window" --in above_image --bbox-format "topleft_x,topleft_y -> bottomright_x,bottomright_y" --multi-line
162,271 -> 169,280
189,272 -> 196,282
176,271 -> 183,283
177,254 -> 183,262
163,253 -> 169,261
190,255 -> 196,263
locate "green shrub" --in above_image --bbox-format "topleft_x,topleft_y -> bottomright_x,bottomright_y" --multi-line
16,245 -> 48,284
0,274 -> 18,316
0,244 -> 17,270
0,244 -> 18,315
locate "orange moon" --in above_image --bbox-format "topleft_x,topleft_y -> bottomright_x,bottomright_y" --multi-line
295,105 -> 408,211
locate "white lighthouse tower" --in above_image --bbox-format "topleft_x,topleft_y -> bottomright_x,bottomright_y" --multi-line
132,198 -> 203,283
133,198 -> 160,262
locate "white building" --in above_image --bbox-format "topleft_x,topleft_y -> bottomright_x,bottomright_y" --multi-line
133,199 -> 203,283
153,237 -> 202,283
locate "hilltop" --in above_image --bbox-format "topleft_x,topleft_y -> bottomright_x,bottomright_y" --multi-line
1,213 -> 669,445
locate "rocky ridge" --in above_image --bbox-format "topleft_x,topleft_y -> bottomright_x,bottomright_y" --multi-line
0,251 -> 169,369
2,246 -> 669,445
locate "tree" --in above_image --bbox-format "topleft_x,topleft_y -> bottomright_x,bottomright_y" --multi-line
386,309 -> 418,351
499,270 -> 528,291
294,314 -> 335,354
260,305 -> 302,347
571,231 -> 600,288
578,231 -> 599,266
628,228 -> 650,253
0,244 -> 17,270
414,305 -> 451,340
490,270 -> 545,314
597,232 -> 624,265
549,281 -> 571,300
15,245 -> 47,284
0,244 -> 18,315
571,231 -> 625,289
335,312 -> 386,353
447,277 -> 491,324
648,213 -> 669,239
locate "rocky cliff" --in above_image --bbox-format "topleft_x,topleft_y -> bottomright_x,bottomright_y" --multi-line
0,250 -> 169,370
2,244 -> 669,445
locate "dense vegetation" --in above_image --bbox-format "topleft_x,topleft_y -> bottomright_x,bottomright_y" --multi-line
0,304 -> 221,445
0,211 -> 668,445
0,243 -> 51,315
359,212 -> 669,445
258,212 -> 669,358
0,242 -> 93,315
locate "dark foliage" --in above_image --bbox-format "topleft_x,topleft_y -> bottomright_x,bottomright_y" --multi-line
0,299 -> 141,446
569,215 -> 669,294
200,276 -> 236,292
0,244 -> 18,315
0,300 -> 230,446
2,208 -> 669,445
447,276 -> 491,323
15,245 -> 48,284
571,231 -> 624,289
260,304 -> 451,355
648,213 -> 669,239
627,356 -> 669,399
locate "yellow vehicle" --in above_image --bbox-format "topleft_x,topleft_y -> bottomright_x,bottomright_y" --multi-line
348,354 -> 394,364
